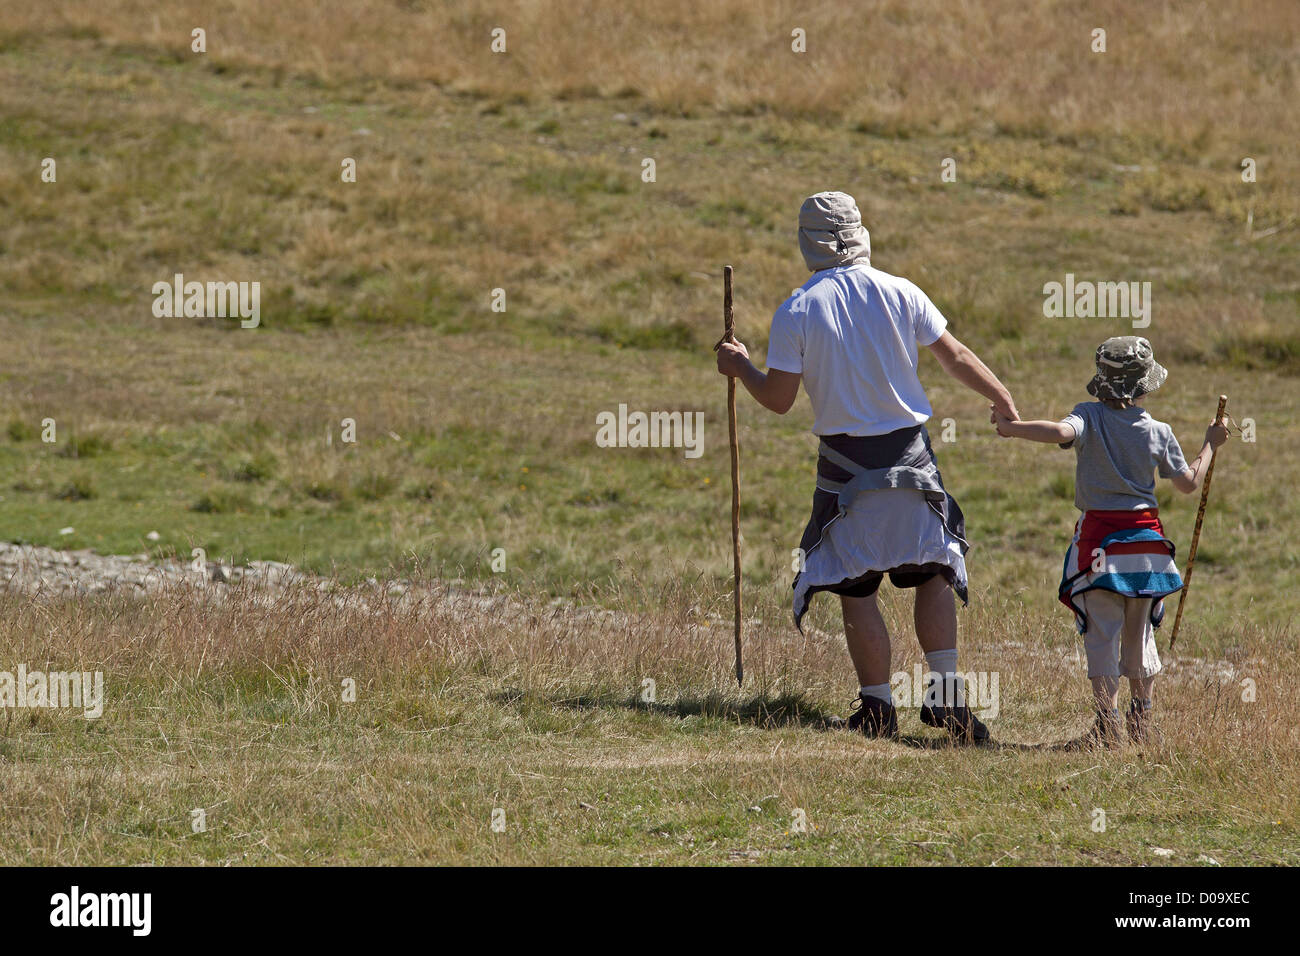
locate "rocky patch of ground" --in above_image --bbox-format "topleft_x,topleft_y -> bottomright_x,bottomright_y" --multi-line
0,542 -> 1241,686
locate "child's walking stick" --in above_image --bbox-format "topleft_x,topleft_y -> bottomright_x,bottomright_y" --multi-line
723,265 -> 743,685
1169,394 -> 1229,650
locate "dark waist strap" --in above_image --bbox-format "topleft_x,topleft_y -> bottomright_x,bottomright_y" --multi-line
817,424 -> 930,478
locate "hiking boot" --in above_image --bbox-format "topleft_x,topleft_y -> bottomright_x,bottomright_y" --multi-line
919,679 -> 990,744
846,694 -> 898,740
1127,697 -> 1153,744
1065,708 -> 1123,751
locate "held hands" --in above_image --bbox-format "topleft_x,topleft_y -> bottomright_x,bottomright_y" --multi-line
989,403 -> 1020,438
715,339 -> 750,378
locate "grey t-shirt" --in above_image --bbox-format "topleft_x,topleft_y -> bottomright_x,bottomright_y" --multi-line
1060,402 -> 1188,511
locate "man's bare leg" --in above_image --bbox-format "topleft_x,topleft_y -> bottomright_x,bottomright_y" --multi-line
915,574 -> 959,707
913,574 -> 957,653
912,574 -> 988,740
841,593 -> 891,687
841,593 -> 899,738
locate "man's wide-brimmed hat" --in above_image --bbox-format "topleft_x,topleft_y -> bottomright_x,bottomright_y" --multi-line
1087,336 -> 1168,401
798,191 -> 871,272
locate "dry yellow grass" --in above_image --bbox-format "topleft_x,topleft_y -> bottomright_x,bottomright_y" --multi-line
1,0 -> 1298,865
2,576 -> 1295,865
8,0 -> 1297,154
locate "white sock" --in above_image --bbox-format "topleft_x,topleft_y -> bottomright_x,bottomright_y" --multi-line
859,683 -> 892,705
923,649 -> 965,707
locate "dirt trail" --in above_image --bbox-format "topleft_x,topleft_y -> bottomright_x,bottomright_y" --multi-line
0,540 -> 624,627
0,542 -> 1241,686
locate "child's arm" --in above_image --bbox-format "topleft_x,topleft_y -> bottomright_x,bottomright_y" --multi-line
1169,421 -> 1230,493
991,409 -> 1074,444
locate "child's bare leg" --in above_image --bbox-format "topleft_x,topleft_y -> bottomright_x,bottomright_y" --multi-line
1128,675 -> 1155,702
1081,591 -> 1124,710
1119,598 -> 1157,698
1120,597 -> 1159,741
1078,590 -> 1125,746
1090,676 -> 1121,713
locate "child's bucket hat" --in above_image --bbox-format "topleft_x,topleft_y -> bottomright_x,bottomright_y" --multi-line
1087,336 -> 1168,401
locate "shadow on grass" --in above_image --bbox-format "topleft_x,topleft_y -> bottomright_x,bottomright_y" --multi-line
494,688 -> 841,730
493,688 -> 1054,751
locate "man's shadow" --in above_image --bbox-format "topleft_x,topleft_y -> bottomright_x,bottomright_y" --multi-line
492,688 -> 1049,751
494,687 -> 835,729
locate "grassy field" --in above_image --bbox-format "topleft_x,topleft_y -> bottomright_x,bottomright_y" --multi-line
3,580 -> 1295,865
1,2 -> 1297,864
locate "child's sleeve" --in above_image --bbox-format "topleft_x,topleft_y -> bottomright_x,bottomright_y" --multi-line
1058,403 -> 1087,449
1155,424 -> 1189,478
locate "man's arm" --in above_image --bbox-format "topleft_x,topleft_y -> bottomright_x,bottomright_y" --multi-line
926,331 -> 1019,421
715,340 -> 800,414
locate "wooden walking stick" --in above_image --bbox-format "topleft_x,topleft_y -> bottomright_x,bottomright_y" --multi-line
723,265 -> 744,685
1169,394 -> 1229,650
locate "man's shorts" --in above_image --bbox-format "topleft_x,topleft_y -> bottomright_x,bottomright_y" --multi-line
826,562 -> 946,598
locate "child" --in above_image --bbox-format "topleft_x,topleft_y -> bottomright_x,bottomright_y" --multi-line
992,336 -> 1228,748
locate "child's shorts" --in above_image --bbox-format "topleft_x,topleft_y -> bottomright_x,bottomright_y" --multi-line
1079,590 -> 1163,680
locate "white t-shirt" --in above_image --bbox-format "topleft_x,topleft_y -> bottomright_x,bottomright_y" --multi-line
764,264 -> 948,436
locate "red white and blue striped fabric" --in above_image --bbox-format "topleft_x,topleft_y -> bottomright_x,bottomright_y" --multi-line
1058,510 -> 1183,634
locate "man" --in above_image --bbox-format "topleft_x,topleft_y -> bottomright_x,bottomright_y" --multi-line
715,191 -> 1019,742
